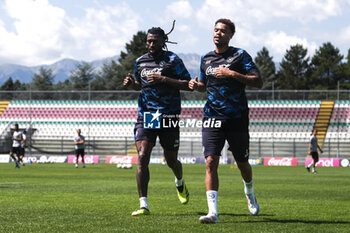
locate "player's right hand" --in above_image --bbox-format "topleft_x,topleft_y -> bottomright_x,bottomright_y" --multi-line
123,73 -> 135,88
189,76 -> 199,90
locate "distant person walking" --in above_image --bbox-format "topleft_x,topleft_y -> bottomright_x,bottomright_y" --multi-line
18,130 -> 27,166
306,129 -> 323,174
9,123 -> 22,168
74,129 -> 85,168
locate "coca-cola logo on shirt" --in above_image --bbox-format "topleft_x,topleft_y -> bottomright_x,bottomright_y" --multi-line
205,64 -> 230,76
141,68 -> 163,78
264,157 -> 298,166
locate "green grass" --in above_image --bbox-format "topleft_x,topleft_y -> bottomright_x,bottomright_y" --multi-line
0,163 -> 349,233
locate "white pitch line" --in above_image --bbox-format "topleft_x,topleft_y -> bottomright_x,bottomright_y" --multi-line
0,182 -> 24,185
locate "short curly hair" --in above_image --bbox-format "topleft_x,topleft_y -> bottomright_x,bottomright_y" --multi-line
215,18 -> 235,35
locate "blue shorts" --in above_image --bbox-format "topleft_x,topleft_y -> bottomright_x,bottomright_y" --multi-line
134,118 -> 179,151
202,117 -> 250,162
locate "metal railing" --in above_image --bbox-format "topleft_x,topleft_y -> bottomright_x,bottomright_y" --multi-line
0,89 -> 350,101
1,90 -> 349,158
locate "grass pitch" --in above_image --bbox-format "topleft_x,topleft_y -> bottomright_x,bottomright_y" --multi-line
0,163 -> 349,233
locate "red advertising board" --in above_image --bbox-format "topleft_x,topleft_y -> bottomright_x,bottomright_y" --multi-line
264,157 -> 298,166
105,155 -> 138,164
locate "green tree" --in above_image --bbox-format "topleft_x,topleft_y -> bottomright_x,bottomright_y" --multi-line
55,79 -> 72,91
31,67 -> 54,91
69,62 -> 95,90
254,47 -> 276,90
1,77 -> 15,90
96,31 -> 148,91
0,77 -> 27,99
275,44 -> 310,90
310,42 -> 344,89
341,48 -> 350,89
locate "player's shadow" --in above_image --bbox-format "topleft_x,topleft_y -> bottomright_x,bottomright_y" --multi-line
196,213 -> 350,225
253,218 -> 350,225
196,212 -> 274,217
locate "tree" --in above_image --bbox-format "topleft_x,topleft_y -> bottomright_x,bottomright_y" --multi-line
254,47 -> 276,90
1,77 -> 15,90
1,77 -> 26,91
96,31 -> 148,91
55,79 -> 72,90
341,48 -> 350,89
31,67 -> 54,90
275,44 -> 310,90
310,42 -> 344,89
69,62 -> 95,90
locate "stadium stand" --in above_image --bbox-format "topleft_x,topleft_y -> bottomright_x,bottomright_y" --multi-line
0,99 -> 349,158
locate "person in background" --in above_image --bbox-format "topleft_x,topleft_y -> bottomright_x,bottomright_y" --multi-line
74,129 -> 85,168
306,129 -> 323,174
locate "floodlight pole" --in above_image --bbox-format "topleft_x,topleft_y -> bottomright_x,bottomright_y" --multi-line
88,82 -> 91,156
29,84 -> 32,156
272,81 -> 275,157
337,81 -> 340,158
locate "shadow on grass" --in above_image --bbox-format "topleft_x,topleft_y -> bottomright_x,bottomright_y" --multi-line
253,218 -> 350,225
194,213 -> 350,225
163,212 -> 274,217
196,212 -> 274,217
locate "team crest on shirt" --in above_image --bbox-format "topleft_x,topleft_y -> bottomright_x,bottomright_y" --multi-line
159,61 -> 167,67
226,57 -> 234,63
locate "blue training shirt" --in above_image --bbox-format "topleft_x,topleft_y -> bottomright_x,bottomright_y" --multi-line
135,51 -> 191,117
199,46 -> 259,119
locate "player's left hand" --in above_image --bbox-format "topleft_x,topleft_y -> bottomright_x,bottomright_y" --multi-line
215,67 -> 234,78
147,73 -> 165,84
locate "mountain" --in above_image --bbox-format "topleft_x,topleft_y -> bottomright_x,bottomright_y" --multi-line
178,53 -> 201,78
0,54 -> 200,85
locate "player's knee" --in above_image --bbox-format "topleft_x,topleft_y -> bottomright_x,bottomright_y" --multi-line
138,153 -> 150,166
236,160 -> 250,169
206,156 -> 219,173
165,158 -> 178,168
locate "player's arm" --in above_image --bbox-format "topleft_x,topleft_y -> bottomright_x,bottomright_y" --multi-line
189,76 -> 206,92
123,73 -> 141,90
23,135 -> 27,147
147,74 -> 191,91
215,68 -> 263,88
317,144 -> 323,153
308,143 -> 312,155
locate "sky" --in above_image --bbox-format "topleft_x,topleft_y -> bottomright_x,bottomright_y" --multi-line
0,0 -> 350,66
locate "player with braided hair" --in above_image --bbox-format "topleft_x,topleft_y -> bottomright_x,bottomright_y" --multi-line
124,21 -> 191,216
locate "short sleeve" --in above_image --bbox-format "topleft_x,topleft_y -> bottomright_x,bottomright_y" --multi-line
199,55 -> 206,83
173,55 -> 191,81
134,60 -> 141,82
241,51 -> 258,73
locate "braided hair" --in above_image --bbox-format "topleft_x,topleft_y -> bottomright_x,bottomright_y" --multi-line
147,20 -> 177,51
